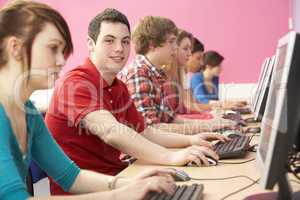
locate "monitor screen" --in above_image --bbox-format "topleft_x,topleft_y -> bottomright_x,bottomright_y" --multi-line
253,55 -> 276,120
259,44 -> 287,162
256,31 -> 300,191
251,57 -> 270,111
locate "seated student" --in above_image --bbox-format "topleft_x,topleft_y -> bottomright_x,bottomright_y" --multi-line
163,30 -> 212,119
0,1 -> 176,200
190,51 -> 246,109
191,51 -> 223,104
186,38 -> 205,87
122,16 -> 236,134
45,8 -> 224,195
184,38 -> 213,111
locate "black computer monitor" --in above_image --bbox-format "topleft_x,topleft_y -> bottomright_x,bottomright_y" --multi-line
253,31 -> 300,200
253,55 -> 276,121
251,57 -> 270,112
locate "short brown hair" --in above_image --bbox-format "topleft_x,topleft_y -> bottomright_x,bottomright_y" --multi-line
192,37 -> 204,53
88,8 -> 130,43
132,16 -> 178,54
203,51 -> 224,69
0,0 -> 73,70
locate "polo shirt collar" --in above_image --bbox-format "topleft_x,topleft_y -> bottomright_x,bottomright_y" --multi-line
83,58 -> 120,89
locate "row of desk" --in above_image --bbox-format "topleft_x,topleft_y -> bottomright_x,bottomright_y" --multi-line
118,115 -> 299,200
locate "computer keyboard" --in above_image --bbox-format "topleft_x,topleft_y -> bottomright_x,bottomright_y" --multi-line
231,107 -> 252,115
222,113 -> 247,126
214,135 -> 250,159
147,184 -> 204,200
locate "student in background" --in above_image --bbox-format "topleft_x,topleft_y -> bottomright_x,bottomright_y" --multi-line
164,30 -> 212,117
45,8 -> 225,195
190,51 -> 246,109
191,51 -> 222,104
186,38 -> 205,86
0,1 -> 176,200
184,38 -> 213,111
122,16 -> 237,135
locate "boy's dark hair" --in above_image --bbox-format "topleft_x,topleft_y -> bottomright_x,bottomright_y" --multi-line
88,8 -> 130,42
203,51 -> 224,69
192,38 -> 204,54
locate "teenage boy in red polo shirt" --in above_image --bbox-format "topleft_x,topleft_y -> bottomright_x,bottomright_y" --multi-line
46,8 -> 227,195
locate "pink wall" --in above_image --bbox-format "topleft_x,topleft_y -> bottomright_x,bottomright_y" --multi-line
2,0 -> 290,83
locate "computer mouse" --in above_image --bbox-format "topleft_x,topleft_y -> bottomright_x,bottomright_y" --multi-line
207,158 -> 218,166
245,127 -> 261,133
232,107 -> 252,115
187,157 -> 218,167
170,169 -> 191,182
237,120 -> 247,127
224,110 -> 237,115
244,117 -> 257,123
222,130 -> 243,138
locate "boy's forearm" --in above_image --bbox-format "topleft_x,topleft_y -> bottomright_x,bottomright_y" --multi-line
98,121 -> 173,165
152,122 -> 211,135
143,126 -> 191,148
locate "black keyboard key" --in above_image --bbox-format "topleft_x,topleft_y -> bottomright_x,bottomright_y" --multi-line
171,185 -> 186,200
165,186 -> 181,200
147,184 -> 204,200
237,137 -> 247,148
180,184 -> 197,200
214,136 -> 250,159
156,193 -> 168,200
149,192 -> 162,200
190,184 -> 204,200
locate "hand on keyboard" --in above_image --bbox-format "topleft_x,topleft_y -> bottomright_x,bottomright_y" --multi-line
132,168 -> 176,181
114,174 -> 176,200
147,184 -> 204,200
189,132 -> 230,148
214,135 -> 250,159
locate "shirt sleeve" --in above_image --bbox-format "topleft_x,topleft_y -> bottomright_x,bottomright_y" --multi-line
191,73 -> 210,104
56,76 -> 104,128
0,116 -> 30,200
123,88 -> 146,132
126,69 -> 175,125
30,106 -> 80,192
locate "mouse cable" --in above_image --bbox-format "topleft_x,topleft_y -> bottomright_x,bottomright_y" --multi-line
220,178 -> 300,200
218,158 -> 255,164
220,177 -> 260,200
190,175 -> 258,183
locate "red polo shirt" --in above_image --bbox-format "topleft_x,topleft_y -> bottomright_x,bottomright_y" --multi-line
45,58 -> 145,195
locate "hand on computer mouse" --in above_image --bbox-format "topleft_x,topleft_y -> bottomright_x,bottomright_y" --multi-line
222,130 -> 243,138
245,127 -> 261,133
187,157 -> 218,167
168,146 -> 219,167
244,117 -> 257,123
132,168 -> 176,181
